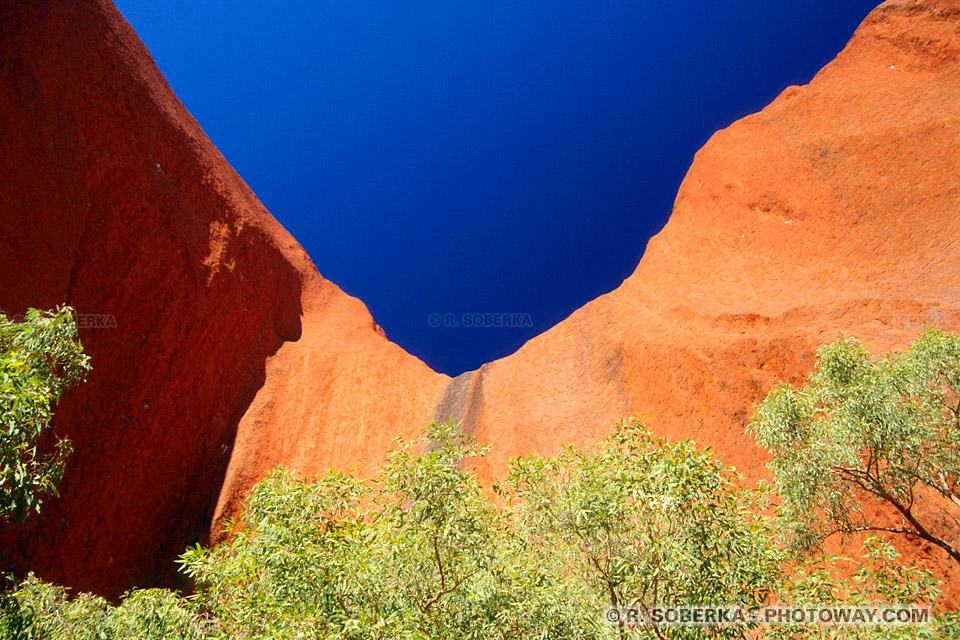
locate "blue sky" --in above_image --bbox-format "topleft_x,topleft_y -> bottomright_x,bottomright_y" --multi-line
114,0 -> 881,375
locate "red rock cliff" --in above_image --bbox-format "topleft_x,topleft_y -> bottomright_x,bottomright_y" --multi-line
443,0 -> 960,485
428,0 -> 960,588
0,0 -> 447,597
2,0 -> 959,598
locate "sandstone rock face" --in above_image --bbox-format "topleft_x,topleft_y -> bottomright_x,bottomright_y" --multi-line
430,0 -> 960,589
2,0 -> 959,599
444,0 -> 960,481
0,0 -> 446,596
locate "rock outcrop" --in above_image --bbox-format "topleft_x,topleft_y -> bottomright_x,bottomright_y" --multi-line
430,0 -> 960,587
1,0 -> 959,598
0,0 -> 446,596
440,0 -> 960,483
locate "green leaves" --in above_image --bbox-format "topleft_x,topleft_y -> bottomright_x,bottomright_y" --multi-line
504,419 -> 781,638
0,574 -> 212,640
4,412 -> 958,638
0,307 -> 89,526
769,536 -> 953,640
750,329 -> 960,565
177,466 -> 370,638
175,419 -> 785,638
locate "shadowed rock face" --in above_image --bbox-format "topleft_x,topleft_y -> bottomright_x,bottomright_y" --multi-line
2,0 -> 959,598
0,0 -> 446,596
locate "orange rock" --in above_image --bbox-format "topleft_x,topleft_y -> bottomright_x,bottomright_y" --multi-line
0,0 -> 446,597
432,0 -> 960,597
2,0 -> 959,601
451,0 -> 960,484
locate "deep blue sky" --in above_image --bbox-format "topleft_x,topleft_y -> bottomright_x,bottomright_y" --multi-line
115,0 -> 880,375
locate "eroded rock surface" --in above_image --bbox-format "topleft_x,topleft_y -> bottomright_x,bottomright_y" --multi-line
2,0 -> 959,598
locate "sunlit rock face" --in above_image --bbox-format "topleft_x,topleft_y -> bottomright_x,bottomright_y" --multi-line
2,0 -> 959,599
428,0 -> 960,595
446,0 -> 960,483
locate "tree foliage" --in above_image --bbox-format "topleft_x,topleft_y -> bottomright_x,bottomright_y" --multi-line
179,421 -> 604,639
0,575 -> 212,640
750,329 -> 960,565
769,535 -> 953,640
501,420 -> 781,638
173,420 -> 791,638
0,308 -> 89,525
2,416 -> 957,638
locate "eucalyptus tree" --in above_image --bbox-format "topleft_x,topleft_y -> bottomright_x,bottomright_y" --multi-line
751,328 -> 960,565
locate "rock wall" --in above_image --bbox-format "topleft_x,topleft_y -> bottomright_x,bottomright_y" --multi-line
429,0 -> 960,589
2,0 -> 959,597
0,0 -> 446,596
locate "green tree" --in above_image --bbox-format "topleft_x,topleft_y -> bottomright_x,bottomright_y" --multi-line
182,420 -> 788,639
767,536 -> 951,640
181,421 -> 603,639
750,329 -> 960,565
364,421 -> 523,639
0,308 -> 89,526
5,416 -> 956,639
0,574 -> 212,640
179,466 -> 369,638
504,419 -> 782,639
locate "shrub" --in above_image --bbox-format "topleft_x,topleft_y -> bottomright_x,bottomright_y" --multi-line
751,329 -> 960,565
0,307 -> 89,526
